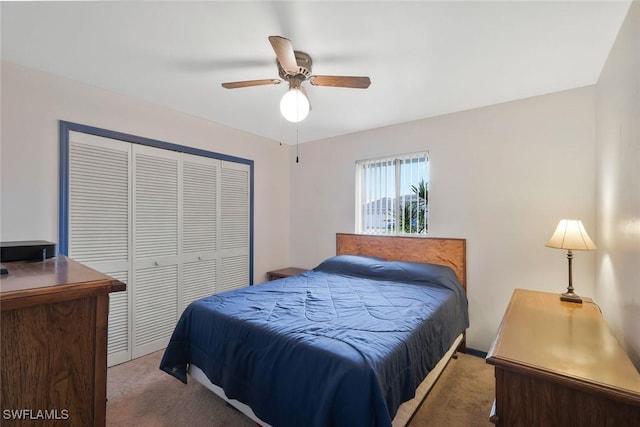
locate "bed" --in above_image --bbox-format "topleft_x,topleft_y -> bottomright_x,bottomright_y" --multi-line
160,233 -> 468,426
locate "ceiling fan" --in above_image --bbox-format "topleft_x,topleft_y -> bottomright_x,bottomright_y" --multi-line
221,36 -> 371,122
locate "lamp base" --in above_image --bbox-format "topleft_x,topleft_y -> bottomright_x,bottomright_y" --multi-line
560,292 -> 583,304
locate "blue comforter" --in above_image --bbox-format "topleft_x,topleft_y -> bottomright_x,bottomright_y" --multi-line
160,255 -> 469,427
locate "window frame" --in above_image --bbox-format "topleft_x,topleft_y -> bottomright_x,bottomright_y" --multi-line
355,151 -> 429,236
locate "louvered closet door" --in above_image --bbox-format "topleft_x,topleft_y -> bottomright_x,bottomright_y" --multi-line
67,131 -> 132,367
181,153 -> 219,312
66,127 -> 251,365
132,145 -> 180,358
219,161 -> 251,292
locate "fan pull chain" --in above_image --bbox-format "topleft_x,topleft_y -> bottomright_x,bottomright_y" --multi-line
296,121 -> 299,163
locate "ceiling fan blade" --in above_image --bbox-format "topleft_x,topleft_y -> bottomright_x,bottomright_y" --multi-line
221,79 -> 282,89
268,35 -> 298,74
309,75 -> 371,89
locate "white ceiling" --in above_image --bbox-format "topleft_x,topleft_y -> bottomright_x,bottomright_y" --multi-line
0,1 -> 632,144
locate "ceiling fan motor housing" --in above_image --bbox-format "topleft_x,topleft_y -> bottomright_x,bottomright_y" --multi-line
278,51 -> 312,82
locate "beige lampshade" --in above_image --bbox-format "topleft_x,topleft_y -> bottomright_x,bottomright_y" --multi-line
546,219 -> 597,251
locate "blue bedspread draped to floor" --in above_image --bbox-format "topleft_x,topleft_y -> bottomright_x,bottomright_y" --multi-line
160,255 -> 469,427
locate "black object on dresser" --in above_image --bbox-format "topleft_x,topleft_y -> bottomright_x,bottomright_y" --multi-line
0,240 -> 56,263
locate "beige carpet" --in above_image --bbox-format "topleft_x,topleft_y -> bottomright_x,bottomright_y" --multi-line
408,353 -> 495,427
107,351 -> 494,426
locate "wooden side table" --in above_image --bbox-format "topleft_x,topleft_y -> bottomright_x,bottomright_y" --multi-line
266,267 -> 308,281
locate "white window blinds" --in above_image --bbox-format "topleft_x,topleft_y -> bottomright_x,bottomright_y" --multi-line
356,152 -> 429,235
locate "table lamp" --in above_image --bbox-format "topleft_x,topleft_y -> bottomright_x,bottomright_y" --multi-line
545,219 -> 596,303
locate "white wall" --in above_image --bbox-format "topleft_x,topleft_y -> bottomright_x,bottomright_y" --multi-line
289,87 -> 597,352
1,59 -> 605,355
595,1 -> 640,368
0,61 -> 291,283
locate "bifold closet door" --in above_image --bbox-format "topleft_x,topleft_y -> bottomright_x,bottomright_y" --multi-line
219,161 -> 251,292
66,128 -> 252,365
131,145 -> 180,358
67,131 -> 132,367
181,153 -> 219,312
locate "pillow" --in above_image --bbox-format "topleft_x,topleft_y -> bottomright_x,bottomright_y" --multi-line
313,255 -> 385,277
314,255 -> 464,295
381,260 -> 463,295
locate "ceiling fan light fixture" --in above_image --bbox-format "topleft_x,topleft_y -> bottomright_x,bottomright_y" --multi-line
222,36 -> 370,123
280,88 -> 310,123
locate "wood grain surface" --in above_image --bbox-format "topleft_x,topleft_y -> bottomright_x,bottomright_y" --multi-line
1,297 -> 96,426
1,256 -> 125,311
487,289 -> 640,426
1,256 -> 126,426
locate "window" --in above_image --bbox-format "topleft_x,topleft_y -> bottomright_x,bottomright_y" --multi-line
356,152 -> 429,235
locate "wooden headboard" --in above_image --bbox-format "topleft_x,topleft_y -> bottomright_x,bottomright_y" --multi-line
336,233 -> 467,292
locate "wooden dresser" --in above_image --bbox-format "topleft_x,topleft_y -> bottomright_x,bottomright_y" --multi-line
486,289 -> 640,427
0,256 -> 125,426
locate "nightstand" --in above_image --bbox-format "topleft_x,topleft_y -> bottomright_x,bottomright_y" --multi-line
266,267 -> 308,281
